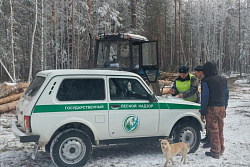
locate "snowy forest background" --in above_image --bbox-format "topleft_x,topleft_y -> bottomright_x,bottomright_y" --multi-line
0,0 -> 249,82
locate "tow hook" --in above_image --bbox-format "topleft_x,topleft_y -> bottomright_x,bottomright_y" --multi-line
31,142 -> 39,160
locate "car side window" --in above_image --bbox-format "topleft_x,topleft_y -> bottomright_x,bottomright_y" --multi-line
57,78 -> 105,101
109,78 -> 148,100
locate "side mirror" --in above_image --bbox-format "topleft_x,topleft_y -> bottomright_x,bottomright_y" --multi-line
148,93 -> 158,103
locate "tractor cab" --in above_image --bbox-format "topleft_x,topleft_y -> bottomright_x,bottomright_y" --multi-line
94,33 -> 159,83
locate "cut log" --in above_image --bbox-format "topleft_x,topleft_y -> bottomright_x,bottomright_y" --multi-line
1,83 -> 8,90
162,87 -> 171,95
0,100 -> 18,113
160,72 -> 178,81
0,92 -> 23,105
21,83 -> 29,88
7,88 -> 26,97
0,83 -> 24,98
159,80 -> 173,86
0,82 -> 28,92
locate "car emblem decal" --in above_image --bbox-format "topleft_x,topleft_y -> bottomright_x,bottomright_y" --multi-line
123,114 -> 140,133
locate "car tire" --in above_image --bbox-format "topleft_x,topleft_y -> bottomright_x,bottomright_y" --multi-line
172,122 -> 200,153
50,128 -> 92,167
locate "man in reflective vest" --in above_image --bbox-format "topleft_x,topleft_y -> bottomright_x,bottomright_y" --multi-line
170,65 -> 200,103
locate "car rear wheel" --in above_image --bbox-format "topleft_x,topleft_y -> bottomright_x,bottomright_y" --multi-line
50,128 -> 92,167
172,123 -> 200,153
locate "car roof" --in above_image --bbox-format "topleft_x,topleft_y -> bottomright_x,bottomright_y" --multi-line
36,69 -> 140,78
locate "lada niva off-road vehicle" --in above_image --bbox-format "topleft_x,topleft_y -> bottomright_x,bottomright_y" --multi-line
12,69 -> 204,167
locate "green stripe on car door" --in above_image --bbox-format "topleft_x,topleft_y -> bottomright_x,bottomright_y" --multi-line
33,103 -> 108,113
160,103 -> 200,109
33,102 -> 200,113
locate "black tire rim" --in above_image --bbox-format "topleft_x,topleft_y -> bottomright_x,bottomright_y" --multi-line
59,137 -> 86,164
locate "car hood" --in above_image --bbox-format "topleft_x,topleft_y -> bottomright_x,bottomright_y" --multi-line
157,96 -> 200,110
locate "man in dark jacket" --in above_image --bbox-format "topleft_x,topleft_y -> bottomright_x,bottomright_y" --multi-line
194,65 -> 210,148
170,65 -> 200,103
200,62 -> 229,159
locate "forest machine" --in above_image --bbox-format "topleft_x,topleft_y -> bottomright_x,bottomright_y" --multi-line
94,33 -> 159,83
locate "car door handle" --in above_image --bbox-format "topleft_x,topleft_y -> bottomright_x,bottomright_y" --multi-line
111,105 -> 120,109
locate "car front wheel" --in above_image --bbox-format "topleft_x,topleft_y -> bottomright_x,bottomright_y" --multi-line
50,128 -> 92,167
172,122 -> 201,153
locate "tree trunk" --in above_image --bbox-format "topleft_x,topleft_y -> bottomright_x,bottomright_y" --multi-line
0,60 -> 14,83
164,14 -> 167,71
174,0 -> 178,68
41,0 -> 44,71
131,0 -> 136,30
10,0 -> 16,82
72,0 -> 75,69
28,0 -> 38,82
54,1 -> 58,69
239,0 -> 242,77
99,0 -> 106,33
179,0 -> 181,65
87,0 -> 93,69
88,33 -> 93,68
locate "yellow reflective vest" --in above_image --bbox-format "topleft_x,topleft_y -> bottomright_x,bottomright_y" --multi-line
176,74 -> 198,102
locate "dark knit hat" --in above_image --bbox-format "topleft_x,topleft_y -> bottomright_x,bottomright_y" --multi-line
179,65 -> 189,73
194,65 -> 203,71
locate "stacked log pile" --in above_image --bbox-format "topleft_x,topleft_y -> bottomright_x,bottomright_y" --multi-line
0,83 -> 29,113
160,72 -> 178,81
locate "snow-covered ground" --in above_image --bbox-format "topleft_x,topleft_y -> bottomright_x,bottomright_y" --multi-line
0,77 -> 250,167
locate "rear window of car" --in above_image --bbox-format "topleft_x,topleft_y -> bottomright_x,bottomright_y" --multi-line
24,76 -> 45,98
57,78 -> 105,101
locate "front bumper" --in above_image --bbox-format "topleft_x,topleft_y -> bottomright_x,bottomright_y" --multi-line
11,121 -> 40,143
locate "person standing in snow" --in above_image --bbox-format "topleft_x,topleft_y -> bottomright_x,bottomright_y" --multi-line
170,65 -> 200,103
194,66 -> 210,148
200,62 -> 229,159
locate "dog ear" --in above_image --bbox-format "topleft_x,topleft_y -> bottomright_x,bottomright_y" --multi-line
159,139 -> 162,142
167,138 -> 171,142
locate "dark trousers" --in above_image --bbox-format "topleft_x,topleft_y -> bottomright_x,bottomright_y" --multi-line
206,106 -> 226,158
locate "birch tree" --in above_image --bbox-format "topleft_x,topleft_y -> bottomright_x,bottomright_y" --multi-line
28,0 -> 38,82
87,0 -> 93,68
9,0 -> 15,82
0,60 -> 14,82
41,0 -> 44,71
72,0 -> 75,69
131,0 -> 136,30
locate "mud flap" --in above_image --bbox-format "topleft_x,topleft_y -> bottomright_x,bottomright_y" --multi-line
31,143 -> 39,160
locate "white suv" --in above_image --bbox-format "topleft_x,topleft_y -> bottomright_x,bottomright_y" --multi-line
12,69 -> 204,167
